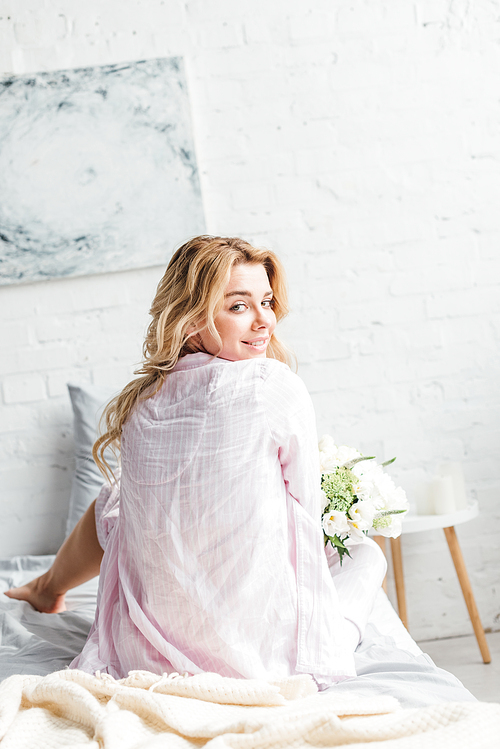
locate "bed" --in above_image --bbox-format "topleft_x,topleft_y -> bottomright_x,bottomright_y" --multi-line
0,553 -> 477,709
1,384 -> 497,747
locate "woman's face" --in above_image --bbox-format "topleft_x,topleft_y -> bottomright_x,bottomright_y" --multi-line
198,263 -> 277,361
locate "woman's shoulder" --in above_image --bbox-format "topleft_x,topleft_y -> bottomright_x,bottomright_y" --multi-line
164,355 -> 309,406
240,358 -> 311,403
226,356 -> 295,384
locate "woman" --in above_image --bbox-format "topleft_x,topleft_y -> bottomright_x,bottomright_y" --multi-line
6,235 -> 386,687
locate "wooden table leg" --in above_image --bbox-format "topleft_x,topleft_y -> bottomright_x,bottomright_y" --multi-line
390,536 -> 409,630
373,535 -> 388,593
443,526 -> 491,664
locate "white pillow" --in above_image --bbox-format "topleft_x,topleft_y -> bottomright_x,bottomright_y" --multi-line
66,383 -> 119,536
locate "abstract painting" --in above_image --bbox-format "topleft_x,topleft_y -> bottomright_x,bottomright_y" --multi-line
0,58 -> 205,285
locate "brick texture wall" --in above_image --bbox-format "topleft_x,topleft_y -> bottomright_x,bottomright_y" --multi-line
1,0 -> 499,640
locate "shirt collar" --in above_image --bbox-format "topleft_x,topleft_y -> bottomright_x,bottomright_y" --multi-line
172,352 -> 227,372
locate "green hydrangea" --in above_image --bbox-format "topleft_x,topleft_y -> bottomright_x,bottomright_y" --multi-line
372,515 -> 391,530
321,468 -> 356,513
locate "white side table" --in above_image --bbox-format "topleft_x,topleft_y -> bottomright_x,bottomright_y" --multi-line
372,500 -> 491,664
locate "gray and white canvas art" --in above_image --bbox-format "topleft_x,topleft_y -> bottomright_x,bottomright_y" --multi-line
0,58 -> 205,285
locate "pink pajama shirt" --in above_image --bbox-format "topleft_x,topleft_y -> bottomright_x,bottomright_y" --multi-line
71,353 -> 386,684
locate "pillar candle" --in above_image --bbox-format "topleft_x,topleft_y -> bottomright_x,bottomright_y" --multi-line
428,475 -> 456,514
437,462 -> 468,510
414,483 -> 432,515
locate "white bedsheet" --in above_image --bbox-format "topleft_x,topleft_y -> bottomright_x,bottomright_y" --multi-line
0,554 -> 476,708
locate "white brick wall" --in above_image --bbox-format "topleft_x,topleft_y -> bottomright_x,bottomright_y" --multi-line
1,0 -> 499,641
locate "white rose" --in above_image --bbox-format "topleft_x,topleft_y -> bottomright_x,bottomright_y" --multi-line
322,511 -> 350,537
371,473 -> 409,513
319,452 -> 340,472
318,436 -> 363,472
318,435 -> 341,471
318,434 -> 337,453
335,445 -> 362,466
352,460 -> 382,481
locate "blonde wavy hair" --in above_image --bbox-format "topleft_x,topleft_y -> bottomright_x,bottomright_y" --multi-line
93,235 -> 292,480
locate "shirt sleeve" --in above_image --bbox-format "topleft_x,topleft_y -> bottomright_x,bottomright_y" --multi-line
94,472 -> 121,551
259,363 -> 323,520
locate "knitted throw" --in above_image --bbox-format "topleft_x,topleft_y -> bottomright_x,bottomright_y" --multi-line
0,669 -> 498,748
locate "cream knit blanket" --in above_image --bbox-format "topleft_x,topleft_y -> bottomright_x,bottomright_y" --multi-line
0,669 -> 498,748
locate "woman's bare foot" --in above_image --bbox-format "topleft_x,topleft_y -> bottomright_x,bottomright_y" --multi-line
4,573 -> 67,613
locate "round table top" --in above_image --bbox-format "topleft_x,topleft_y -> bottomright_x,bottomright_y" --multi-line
398,500 -> 479,535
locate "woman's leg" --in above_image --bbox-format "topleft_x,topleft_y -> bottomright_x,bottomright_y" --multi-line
326,536 -> 387,648
4,499 -> 103,613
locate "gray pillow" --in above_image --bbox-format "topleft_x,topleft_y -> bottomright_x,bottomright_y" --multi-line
66,383 -> 120,536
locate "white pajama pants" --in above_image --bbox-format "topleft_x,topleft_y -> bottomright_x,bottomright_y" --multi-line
325,536 -> 388,651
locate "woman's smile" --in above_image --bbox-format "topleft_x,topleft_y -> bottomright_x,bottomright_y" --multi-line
242,337 -> 269,347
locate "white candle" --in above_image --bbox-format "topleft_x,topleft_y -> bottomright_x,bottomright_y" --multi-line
414,483 -> 432,515
428,476 -> 456,514
437,462 -> 467,510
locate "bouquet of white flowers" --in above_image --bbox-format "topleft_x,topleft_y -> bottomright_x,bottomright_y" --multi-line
319,434 -> 410,565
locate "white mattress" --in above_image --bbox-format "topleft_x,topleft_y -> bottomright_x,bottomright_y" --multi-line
0,554 -> 476,708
